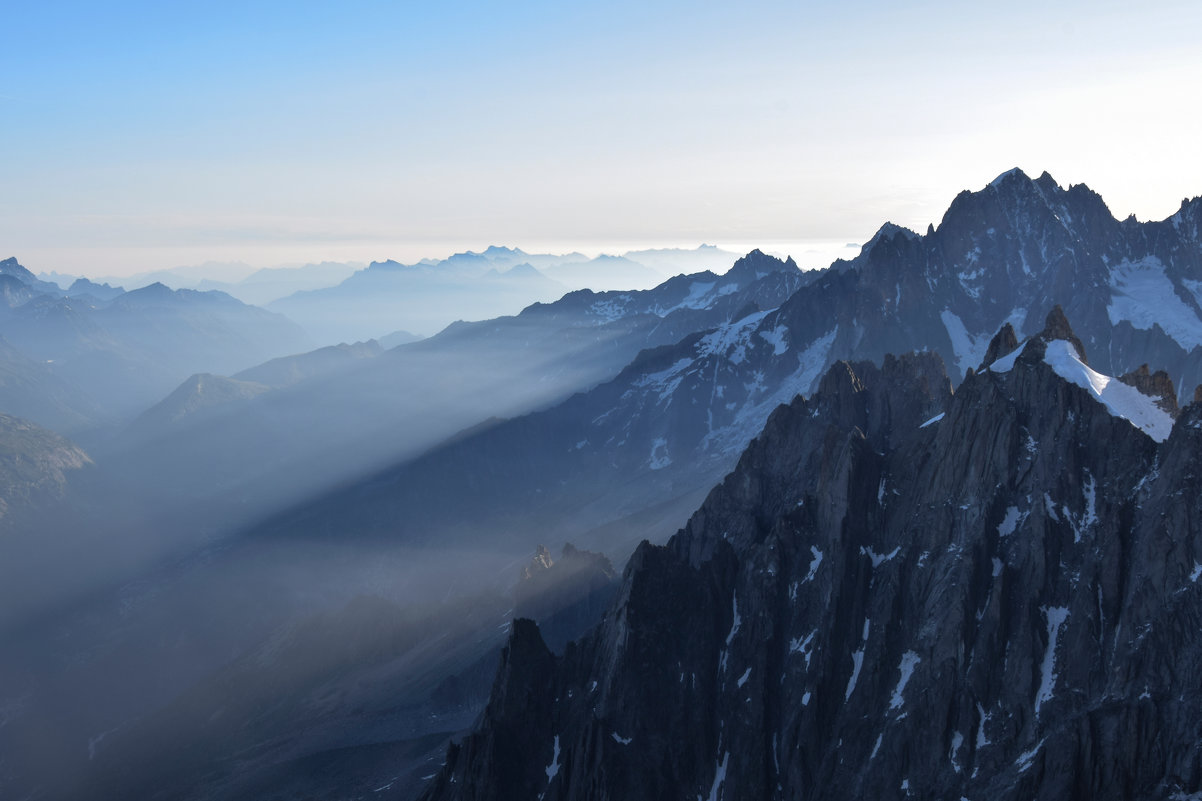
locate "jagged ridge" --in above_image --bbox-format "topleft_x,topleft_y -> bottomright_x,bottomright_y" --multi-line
423,310 -> 1202,800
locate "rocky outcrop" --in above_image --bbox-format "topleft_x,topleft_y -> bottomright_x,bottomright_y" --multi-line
1119,364 -> 1180,416
515,544 -> 618,653
421,312 -> 1202,801
432,620 -> 559,800
978,321 -> 1019,370
520,544 -> 556,581
1038,304 -> 1088,362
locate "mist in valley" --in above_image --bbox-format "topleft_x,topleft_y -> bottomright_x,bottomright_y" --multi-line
9,171 -> 1202,799
0,244 -> 772,801
6,2 -> 1199,797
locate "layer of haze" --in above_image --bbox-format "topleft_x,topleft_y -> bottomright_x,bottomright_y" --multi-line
2,0 -> 1201,276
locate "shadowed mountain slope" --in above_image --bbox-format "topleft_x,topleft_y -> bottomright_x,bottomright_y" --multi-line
423,310 -> 1202,801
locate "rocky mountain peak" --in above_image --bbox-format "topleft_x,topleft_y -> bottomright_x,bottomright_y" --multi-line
986,166 -> 1071,205
422,313 -> 1202,800
1171,195 -> 1202,241
482,245 -> 526,259
987,166 -> 1030,188
725,249 -> 799,280
814,358 -> 865,402
1039,303 -> 1082,346
1019,304 -> 1090,364
519,544 -> 555,580
0,256 -> 36,283
978,322 -> 1019,370
983,308 -> 1176,441
423,616 -> 556,801
861,221 -> 920,255
936,168 -> 1116,252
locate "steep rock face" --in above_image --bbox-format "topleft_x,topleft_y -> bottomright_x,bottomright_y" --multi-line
434,620 -> 559,800
615,170 -> 1202,435
421,312 -> 1202,801
1119,364 -> 1179,415
979,322 -> 1019,370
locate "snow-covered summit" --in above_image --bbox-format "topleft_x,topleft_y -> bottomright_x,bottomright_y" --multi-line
1042,339 -> 1174,442
986,308 -> 1176,442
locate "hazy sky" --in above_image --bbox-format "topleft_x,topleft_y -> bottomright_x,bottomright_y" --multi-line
3,0 -> 1200,276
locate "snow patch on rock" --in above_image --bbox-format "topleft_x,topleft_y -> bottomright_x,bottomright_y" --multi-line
700,751 -> 730,801
545,735 -> 561,781
889,651 -> 921,710
845,649 -> 865,701
649,437 -> 671,470
1043,339 -> 1174,442
1035,606 -> 1070,718
803,546 -> 824,583
861,546 -> 900,567
1107,257 -> 1202,350
998,505 -> 1025,537
698,310 -> 771,365
758,325 -> 789,355
975,703 -> 991,748
941,310 -> 992,376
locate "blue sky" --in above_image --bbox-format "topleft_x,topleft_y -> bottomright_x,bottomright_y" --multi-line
3,1 -> 1200,275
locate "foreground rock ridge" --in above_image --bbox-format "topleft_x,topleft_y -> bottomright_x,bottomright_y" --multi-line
420,311 -> 1202,800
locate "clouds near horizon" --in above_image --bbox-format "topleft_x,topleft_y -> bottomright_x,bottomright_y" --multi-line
2,0 -> 1199,275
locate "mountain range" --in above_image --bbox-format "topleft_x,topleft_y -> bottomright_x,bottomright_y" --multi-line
4,170 -> 1202,800
239,169 -> 1202,570
95,249 -> 805,553
265,245 -> 738,343
422,308 -> 1202,800
42,247 -> 741,345
0,246 -> 806,801
0,258 -> 312,428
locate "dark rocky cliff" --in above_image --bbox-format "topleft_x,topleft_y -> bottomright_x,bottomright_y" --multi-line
421,310 -> 1202,800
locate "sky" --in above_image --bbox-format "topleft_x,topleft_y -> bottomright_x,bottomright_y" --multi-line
2,0 -> 1201,277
